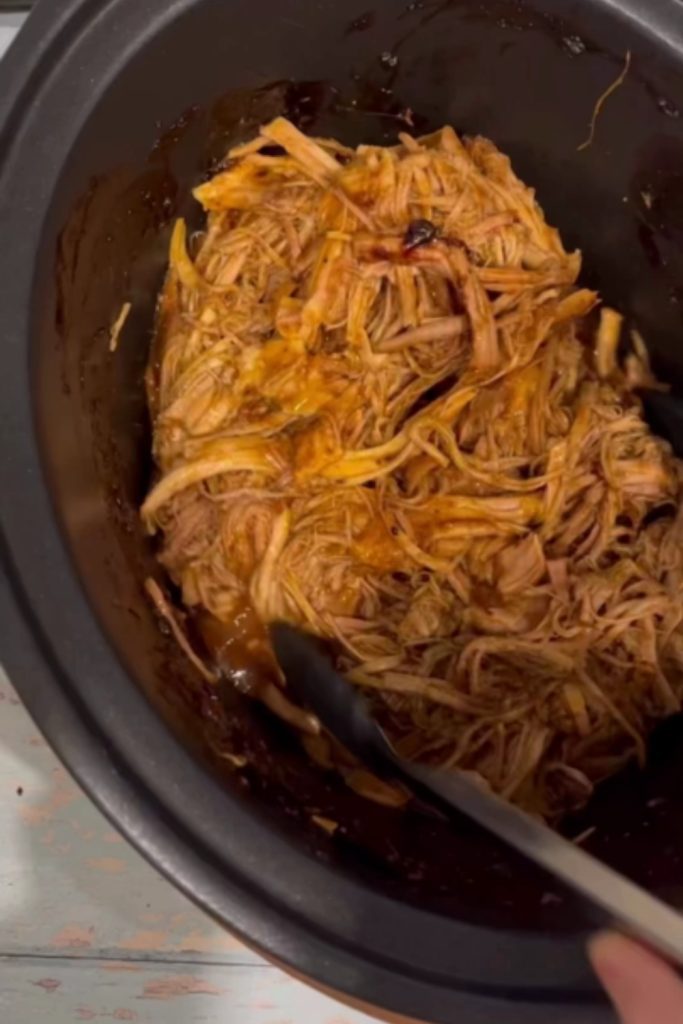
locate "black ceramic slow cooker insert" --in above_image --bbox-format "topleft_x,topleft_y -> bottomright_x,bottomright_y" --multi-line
2,1 -> 683,1021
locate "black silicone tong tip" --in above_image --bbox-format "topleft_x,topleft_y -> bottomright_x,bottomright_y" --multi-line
269,622 -> 398,775
640,389 -> 683,458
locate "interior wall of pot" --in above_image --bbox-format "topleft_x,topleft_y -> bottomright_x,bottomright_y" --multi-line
31,0 -> 683,929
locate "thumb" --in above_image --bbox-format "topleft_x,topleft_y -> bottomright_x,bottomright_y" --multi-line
589,932 -> 683,1024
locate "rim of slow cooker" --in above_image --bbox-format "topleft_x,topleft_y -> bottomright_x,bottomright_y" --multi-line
4,0 -> 672,1019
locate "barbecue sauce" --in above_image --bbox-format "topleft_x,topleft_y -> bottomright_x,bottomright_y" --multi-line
197,605 -> 319,736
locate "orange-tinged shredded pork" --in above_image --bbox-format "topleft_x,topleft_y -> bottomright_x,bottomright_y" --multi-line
144,117 -> 683,819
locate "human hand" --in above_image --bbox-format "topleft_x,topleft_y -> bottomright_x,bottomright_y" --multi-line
589,932 -> 683,1024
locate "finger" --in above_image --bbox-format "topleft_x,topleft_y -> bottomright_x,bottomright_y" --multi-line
589,931 -> 683,1024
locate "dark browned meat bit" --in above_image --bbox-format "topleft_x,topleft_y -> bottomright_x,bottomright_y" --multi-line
403,219 -> 438,251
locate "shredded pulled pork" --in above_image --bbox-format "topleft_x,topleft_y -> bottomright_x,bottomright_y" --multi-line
143,117 -> 683,819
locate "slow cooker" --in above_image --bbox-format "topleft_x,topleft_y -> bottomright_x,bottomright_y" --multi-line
2,1 -> 683,1020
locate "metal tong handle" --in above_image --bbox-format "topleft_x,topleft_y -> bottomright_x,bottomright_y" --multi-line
403,759 -> 683,967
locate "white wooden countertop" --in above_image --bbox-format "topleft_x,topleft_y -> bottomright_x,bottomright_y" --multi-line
0,664 -> 376,1024
0,15 -> 375,1024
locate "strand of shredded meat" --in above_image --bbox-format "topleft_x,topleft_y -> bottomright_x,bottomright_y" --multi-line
143,116 -> 683,819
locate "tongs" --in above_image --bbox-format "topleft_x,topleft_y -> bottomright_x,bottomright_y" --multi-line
271,622 -> 683,969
